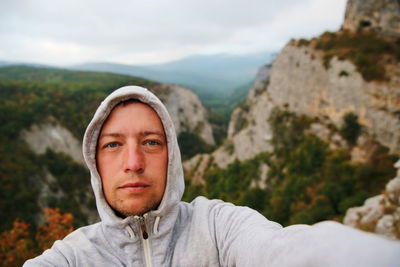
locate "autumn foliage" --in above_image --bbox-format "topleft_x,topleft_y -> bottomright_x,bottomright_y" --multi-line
35,208 -> 74,252
0,219 -> 35,267
0,208 -> 74,267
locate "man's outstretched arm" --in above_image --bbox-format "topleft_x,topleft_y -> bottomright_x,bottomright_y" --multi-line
211,202 -> 400,267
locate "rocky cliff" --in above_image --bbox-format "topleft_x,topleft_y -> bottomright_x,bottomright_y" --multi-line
21,119 -> 85,166
184,0 -> 400,185
344,159 -> 400,239
343,0 -> 400,37
150,84 -> 215,146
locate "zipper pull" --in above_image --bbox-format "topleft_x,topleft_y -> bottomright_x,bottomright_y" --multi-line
139,216 -> 149,239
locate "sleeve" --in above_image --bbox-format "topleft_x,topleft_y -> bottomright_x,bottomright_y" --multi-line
211,203 -> 400,267
23,240 -> 73,267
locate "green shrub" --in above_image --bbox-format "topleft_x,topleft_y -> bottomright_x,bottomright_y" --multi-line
314,30 -> 399,81
265,108 -> 396,226
182,178 -> 204,203
40,150 -> 93,227
178,132 -> 212,160
0,138 -> 41,231
339,112 -> 362,146
268,107 -> 313,158
297,38 -> 311,47
195,112 -> 396,226
203,154 -> 270,211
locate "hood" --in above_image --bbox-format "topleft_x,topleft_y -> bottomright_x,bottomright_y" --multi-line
82,85 -> 185,225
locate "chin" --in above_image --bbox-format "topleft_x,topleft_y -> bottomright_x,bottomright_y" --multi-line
113,200 -> 161,217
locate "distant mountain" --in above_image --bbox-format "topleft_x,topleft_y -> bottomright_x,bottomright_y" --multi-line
0,61 -> 53,68
0,61 -> 16,67
70,51 -> 276,97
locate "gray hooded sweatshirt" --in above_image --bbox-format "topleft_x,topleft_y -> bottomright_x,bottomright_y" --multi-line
25,86 -> 400,267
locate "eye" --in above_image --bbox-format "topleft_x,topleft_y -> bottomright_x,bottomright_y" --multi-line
104,142 -> 120,149
145,140 -> 161,146
142,139 -> 165,152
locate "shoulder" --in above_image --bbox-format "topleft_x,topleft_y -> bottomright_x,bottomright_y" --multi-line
24,223 -> 103,267
63,222 -> 102,244
183,196 -> 281,231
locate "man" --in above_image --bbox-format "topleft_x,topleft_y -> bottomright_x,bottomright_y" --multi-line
25,85 -> 400,266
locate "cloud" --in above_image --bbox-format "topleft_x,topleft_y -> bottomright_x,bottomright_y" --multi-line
0,0 -> 347,65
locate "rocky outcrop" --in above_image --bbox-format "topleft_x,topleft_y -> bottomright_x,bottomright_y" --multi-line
263,43 -> 400,153
183,0 -> 400,181
183,65 -> 274,184
343,0 -> 400,37
344,160 -> 400,240
184,38 -> 400,182
21,119 -> 85,165
151,84 -> 215,146
20,121 -> 98,225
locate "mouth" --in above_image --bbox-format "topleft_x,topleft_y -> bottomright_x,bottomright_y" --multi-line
118,182 -> 150,193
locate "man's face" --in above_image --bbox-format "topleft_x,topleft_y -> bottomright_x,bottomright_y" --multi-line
96,102 -> 168,217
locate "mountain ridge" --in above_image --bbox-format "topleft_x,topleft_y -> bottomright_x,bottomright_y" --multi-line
69,51 -> 275,102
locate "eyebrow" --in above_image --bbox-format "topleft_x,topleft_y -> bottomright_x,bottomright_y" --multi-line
98,131 -> 166,140
141,131 -> 166,138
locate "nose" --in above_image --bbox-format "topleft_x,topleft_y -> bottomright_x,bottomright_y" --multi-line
124,144 -> 145,174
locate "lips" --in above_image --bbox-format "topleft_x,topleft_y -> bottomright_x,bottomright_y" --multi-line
119,182 -> 150,192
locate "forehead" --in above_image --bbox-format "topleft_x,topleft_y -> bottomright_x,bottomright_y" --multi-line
101,102 -> 165,133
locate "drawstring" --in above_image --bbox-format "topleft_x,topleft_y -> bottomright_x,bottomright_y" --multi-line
125,225 -> 136,240
153,216 -> 160,234
125,216 -> 161,239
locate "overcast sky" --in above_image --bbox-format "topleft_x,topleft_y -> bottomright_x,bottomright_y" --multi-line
0,0 -> 347,66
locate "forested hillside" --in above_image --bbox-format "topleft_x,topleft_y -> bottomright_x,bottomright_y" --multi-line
0,67 -> 156,230
183,107 -> 398,226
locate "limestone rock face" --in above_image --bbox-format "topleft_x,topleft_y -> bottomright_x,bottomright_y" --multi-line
21,120 -> 85,165
266,44 -> 400,154
20,121 -> 98,224
151,84 -> 215,146
184,40 -> 400,181
183,64 -> 274,184
343,0 -> 400,37
344,160 -> 400,240
222,65 -> 274,164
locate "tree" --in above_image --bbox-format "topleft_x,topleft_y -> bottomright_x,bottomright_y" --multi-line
0,208 -> 74,266
340,112 -> 362,146
0,219 -> 35,267
35,208 -> 74,251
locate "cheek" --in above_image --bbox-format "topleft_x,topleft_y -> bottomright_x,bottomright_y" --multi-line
97,153 -> 120,176
148,152 -> 168,188
159,152 -> 168,190
158,150 -> 168,175
96,151 -> 106,175
97,154 -> 119,195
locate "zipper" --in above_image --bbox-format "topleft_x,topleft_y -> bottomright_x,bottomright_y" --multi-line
138,216 -> 153,267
